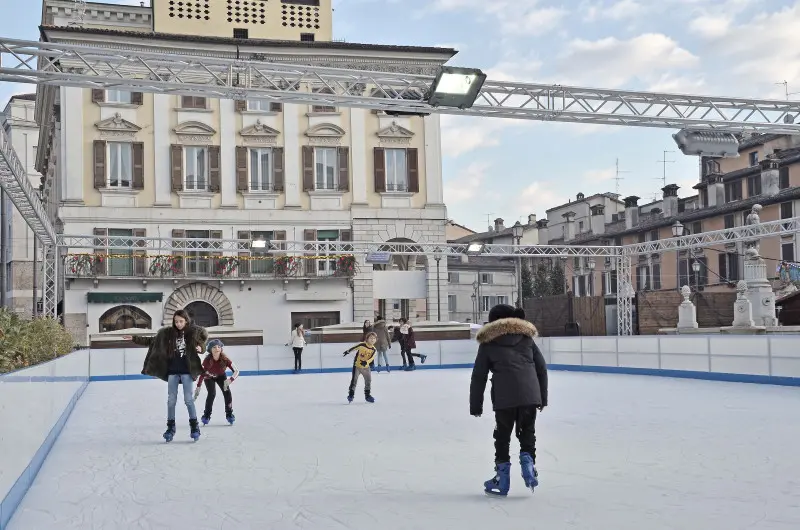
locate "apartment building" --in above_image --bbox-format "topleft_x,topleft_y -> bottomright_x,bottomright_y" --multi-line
35,0 -> 455,344
1,94 -> 42,316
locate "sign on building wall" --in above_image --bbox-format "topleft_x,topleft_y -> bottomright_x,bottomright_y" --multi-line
372,271 -> 428,299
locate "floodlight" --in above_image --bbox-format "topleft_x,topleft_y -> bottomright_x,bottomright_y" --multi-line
672,129 -> 740,158
466,243 -> 484,255
428,66 -> 487,109
251,237 -> 267,248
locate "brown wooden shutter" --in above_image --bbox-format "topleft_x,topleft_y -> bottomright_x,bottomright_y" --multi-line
302,145 -> 314,191
93,228 -> 108,275
274,230 -> 286,256
93,141 -> 107,189
210,230 -> 223,276
170,145 -> 183,192
236,146 -> 248,192
272,147 -> 285,192
270,102 -> 283,112
91,89 -> 105,103
235,100 -> 247,112
172,228 -> 185,274
133,228 -> 147,276
208,146 -> 221,192
407,148 -> 419,193
337,146 -> 350,192
131,92 -> 143,105
340,229 -> 352,251
238,230 -> 251,276
304,229 -> 317,276
373,147 -> 386,192
132,142 -> 144,190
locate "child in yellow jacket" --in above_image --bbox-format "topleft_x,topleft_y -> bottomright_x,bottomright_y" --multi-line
343,332 -> 377,403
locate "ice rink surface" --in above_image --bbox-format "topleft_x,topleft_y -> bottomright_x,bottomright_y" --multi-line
8,369 -> 800,530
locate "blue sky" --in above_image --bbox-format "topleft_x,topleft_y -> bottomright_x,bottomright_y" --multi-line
2,0 -> 800,232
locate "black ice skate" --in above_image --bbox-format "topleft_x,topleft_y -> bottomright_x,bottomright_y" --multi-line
163,420 -> 176,443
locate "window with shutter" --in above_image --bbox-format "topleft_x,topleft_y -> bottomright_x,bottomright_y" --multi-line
237,230 -> 251,276
313,147 -> 338,190
208,146 -> 221,193
185,230 -> 212,275
779,167 -> 790,189
93,228 -> 108,275
91,89 -> 105,103
107,228 -> 134,276
407,148 -> 419,193
131,92 -> 143,105
132,143 -> 144,190
184,146 -> 209,191
235,146 -> 248,192
172,229 -> 185,274
384,148 -> 408,191
170,145 -> 183,192
302,146 -> 314,191
248,147 -> 273,191
373,147 -> 386,192
210,230 -> 223,276
107,90 -> 132,104
181,96 -> 207,109
250,230 -> 275,275
304,229 -> 317,276
273,230 -> 287,256
107,142 -> 133,188
337,147 -> 350,191
272,147 -> 285,192
311,87 -> 336,113
270,102 -> 283,112
93,141 -> 107,189
133,228 -> 146,276
652,264 -> 661,290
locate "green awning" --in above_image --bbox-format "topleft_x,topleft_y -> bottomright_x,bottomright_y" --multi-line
87,292 -> 163,304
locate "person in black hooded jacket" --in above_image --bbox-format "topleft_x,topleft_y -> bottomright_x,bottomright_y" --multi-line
470,304 -> 548,496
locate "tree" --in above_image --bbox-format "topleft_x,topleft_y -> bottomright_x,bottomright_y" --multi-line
521,264 -> 534,300
549,263 -> 567,295
532,263 -> 552,297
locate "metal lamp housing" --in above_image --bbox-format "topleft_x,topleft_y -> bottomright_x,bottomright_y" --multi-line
427,66 -> 487,109
672,129 -> 740,158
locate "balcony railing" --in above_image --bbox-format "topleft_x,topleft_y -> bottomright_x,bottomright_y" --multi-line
64,253 -> 359,280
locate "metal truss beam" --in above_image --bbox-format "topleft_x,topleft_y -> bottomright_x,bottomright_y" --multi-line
41,244 -> 58,319
2,37 -> 800,133
0,126 -> 56,245
615,255 -> 634,336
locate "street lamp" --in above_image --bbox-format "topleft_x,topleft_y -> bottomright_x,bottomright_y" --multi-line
511,221 -> 524,308
433,248 -> 443,321
428,66 -> 487,109
472,279 -> 480,321
671,221 -> 685,237
692,259 -> 701,290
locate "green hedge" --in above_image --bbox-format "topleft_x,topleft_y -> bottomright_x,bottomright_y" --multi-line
0,309 -> 76,374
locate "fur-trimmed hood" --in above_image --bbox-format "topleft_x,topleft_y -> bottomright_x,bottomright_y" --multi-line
476,318 -> 538,344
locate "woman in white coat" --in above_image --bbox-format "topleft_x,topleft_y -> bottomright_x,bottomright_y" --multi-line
288,323 -> 307,373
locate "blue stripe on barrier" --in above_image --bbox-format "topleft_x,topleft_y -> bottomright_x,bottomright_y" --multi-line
0,379 -> 89,530
89,363 -> 800,387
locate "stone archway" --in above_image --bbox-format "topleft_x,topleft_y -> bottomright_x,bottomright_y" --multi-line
163,282 -> 234,327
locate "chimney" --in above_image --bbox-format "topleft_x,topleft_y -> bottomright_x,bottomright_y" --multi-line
536,219 -> 549,243
661,184 -> 680,217
590,204 -> 606,235
624,196 -> 640,229
562,211 -> 576,240
706,174 -> 725,207
527,213 -> 537,225
494,218 -> 505,232
760,155 -> 780,197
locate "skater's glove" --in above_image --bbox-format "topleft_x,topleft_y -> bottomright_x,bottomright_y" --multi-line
471,409 -> 482,417
193,387 -> 201,401
342,351 -> 349,357
223,378 -> 232,391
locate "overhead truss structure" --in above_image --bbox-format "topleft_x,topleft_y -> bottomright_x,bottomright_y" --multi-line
1,38 -> 800,133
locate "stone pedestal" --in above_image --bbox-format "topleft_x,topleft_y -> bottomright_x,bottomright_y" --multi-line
731,280 -> 755,328
677,285 -> 698,329
744,248 -> 778,327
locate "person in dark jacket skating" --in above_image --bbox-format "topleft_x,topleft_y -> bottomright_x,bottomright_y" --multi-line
469,304 -> 548,496
194,339 -> 240,425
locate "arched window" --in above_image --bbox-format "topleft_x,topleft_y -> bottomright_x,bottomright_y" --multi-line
99,305 -> 152,332
184,301 -> 219,328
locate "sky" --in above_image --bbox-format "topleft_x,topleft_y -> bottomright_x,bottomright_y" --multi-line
2,0 -> 800,232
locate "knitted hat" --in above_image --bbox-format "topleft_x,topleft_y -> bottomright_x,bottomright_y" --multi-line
206,339 -> 224,353
488,304 -> 526,323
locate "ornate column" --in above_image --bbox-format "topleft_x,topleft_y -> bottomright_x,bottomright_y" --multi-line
743,204 -> 778,326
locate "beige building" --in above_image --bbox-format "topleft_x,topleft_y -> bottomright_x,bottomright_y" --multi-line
36,0 -> 456,344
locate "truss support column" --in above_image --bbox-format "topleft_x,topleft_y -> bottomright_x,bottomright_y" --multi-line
616,253 -> 634,336
41,242 -> 58,319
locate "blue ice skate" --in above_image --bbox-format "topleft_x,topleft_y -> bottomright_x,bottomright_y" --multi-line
519,452 -> 538,492
189,419 -> 201,441
347,395 -> 354,403
163,420 -> 176,443
226,413 -> 235,425
484,462 -> 511,496
201,415 -> 210,426
365,394 -> 375,403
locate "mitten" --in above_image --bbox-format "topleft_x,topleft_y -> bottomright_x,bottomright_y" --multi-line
342,351 -> 349,357
223,378 -> 232,391
193,387 -> 201,401
470,409 -> 482,417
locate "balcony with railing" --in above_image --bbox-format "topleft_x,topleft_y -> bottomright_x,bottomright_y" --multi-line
64,253 -> 359,280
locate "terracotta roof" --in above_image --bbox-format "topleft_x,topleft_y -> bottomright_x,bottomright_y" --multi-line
39,25 -> 458,56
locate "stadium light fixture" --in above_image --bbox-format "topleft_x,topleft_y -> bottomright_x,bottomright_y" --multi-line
428,66 -> 487,109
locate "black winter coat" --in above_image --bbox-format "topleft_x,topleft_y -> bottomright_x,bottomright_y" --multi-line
469,318 -> 548,415
133,325 -> 208,382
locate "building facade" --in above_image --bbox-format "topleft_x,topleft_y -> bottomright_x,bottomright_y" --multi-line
36,0 -> 455,344
1,94 -> 41,316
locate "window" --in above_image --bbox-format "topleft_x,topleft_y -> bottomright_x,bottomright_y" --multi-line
748,151 -> 758,166
186,230 -> 211,275
602,270 -> 617,295
291,311 -> 340,331
316,229 -> 340,275
679,257 -> 708,290
718,253 -> 739,282
247,99 -> 282,112
781,202 -> 793,220
107,90 -> 132,104
691,221 -> 702,234
311,87 -> 336,113
779,167 -> 790,189
107,228 -> 133,276
314,147 -> 338,190
184,146 -> 208,191
249,230 -> 274,274
725,180 -> 742,202
181,96 -> 207,109
747,175 -> 761,197
384,148 -> 408,191
782,242 -> 795,262
448,294 -> 457,312
724,214 -> 734,229
107,142 -> 132,188
481,295 -> 509,312
635,265 -> 661,291
649,230 -> 659,241
479,273 -> 493,284
578,221 -> 585,233
233,28 -> 249,39
448,272 -> 459,283
300,33 -> 315,42
249,148 -> 273,191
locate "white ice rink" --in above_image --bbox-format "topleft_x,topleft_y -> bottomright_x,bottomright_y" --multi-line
8,369 -> 800,530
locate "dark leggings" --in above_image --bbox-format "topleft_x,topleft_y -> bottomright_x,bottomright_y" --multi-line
493,406 -> 537,464
203,376 -> 233,418
293,347 -> 303,370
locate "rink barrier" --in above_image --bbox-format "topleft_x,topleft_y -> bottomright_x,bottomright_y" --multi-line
0,350 -> 90,530
86,334 -> 800,387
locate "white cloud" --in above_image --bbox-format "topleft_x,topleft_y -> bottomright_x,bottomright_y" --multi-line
515,182 -> 569,219
582,0 -> 646,21
427,0 -> 568,35
583,167 -> 617,182
440,115 -> 536,158
443,161 -> 489,204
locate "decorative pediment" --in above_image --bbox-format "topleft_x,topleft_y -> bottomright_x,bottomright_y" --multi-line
240,120 -> 280,138
376,121 -> 414,139
305,123 -> 346,138
173,121 -> 217,136
95,113 -> 141,137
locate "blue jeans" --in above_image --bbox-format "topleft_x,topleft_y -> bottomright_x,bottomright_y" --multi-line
167,374 -> 197,421
375,348 -> 389,368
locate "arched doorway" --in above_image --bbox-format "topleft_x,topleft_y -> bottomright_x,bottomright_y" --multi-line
184,301 -> 219,327
99,305 -> 152,332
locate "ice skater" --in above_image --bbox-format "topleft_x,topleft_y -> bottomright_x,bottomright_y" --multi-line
287,323 -> 306,373
342,332 -> 377,403
194,339 -> 240,425
372,316 -> 392,372
123,309 -> 208,442
396,318 -> 427,370
469,304 -> 548,496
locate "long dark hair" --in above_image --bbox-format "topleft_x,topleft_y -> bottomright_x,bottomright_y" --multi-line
167,309 -> 192,357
